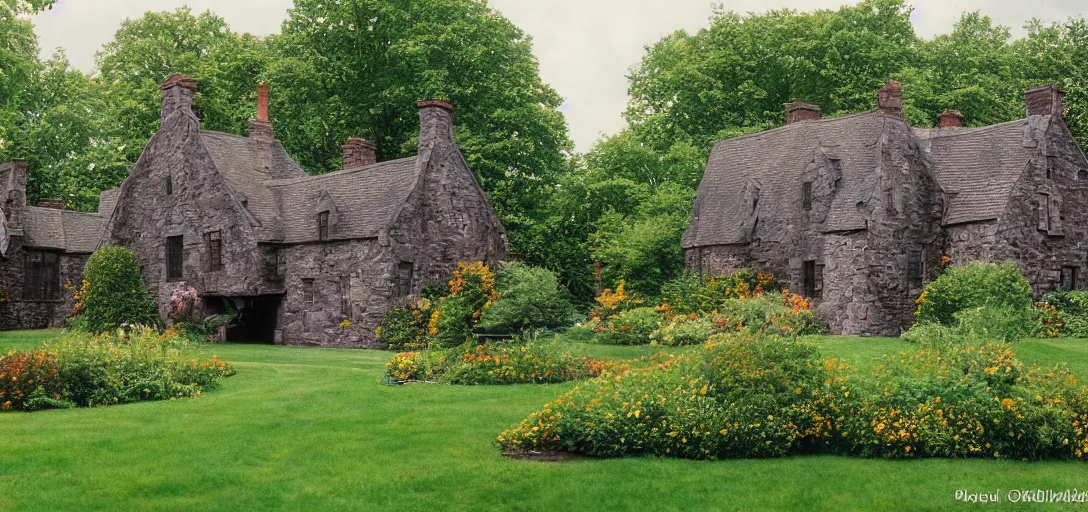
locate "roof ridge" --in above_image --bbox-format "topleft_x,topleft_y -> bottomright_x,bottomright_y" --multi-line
264,156 -> 419,186
918,118 -> 1028,141
712,110 -> 885,148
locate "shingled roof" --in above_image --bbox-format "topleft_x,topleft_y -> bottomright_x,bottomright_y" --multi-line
922,119 -> 1036,226
20,207 -> 105,253
684,110 -> 887,248
267,157 -> 421,244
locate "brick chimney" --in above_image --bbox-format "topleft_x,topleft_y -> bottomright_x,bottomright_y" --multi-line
417,99 -> 455,155
1025,84 -> 1065,118
160,75 -> 198,124
36,198 -> 65,209
785,100 -> 821,124
342,138 -> 377,169
937,109 -> 964,128
878,80 -> 903,116
248,82 -> 274,141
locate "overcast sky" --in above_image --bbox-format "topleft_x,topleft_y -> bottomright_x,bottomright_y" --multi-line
29,0 -> 1087,152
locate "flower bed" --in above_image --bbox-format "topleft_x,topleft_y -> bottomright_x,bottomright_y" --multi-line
1,326 -> 235,411
498,332 -> 1088,461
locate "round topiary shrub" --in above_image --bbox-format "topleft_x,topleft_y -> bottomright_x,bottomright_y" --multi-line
478,262 -> 577,335
80,246 -> 160,333
915,262 -> 1033,328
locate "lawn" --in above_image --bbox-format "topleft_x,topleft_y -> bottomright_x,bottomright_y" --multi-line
3,330 -> 1088,511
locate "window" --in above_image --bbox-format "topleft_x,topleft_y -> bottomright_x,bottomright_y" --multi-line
1062,267 -> 1079,291
802,182 -> 812,211
302,278 -> 315,303
1038,194 -> 1051,231
908,250 -> 923,287
23,250 -> 59,300
395,262 -> 414,298
166,175 -> 173,195
340,276 -> 351,319
802,260 -> 817,299
205,231 -> 223,271
1078,169 -> 1088,181
166,236 -> 183,280
318,211 -> 330,241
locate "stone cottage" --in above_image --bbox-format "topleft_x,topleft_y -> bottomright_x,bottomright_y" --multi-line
684,82 -> 1088,336
0,75 -> 508,347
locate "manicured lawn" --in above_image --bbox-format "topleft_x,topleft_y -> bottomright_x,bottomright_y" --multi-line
3,330 -> 1088,511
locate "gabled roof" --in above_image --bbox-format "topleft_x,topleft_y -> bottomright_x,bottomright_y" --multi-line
685,110 -> 887,248
21,207 -> 105,253
923,119 -> 1036,226
267,157 -> 421,244
198,130 -> 424,244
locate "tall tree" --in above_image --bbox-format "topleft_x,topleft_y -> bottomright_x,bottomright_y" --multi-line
95,7 -> 272,162
267,0 -> 572,256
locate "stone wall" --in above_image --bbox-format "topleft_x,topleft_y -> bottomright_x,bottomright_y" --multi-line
0,238 -> 86,330
278,239 -> 388,348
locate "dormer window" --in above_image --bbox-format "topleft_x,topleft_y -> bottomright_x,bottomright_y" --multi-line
802,182 -> 812,211
166,175 -> 173,195
318,211 -> 330,241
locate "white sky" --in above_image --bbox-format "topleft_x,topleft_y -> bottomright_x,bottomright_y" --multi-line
29,0 -> 1088,152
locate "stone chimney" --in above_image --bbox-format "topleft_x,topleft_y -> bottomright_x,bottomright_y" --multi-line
878,80 -> 903,116
785,100 -> 821,125
1025,84 -> 1065,118
160,75 -> 198,124
342,138 -> 377,169
937,109 -> 964,128
417,99 -> 455,154
248,82 -> 275,141
36,198 -> 65,209
1,161 -> 27,229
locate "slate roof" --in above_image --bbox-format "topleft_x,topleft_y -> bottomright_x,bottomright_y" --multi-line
199,131 -> 424,244
684,110 -> 887,248
20,207 -> 105,253
923,119 -> 1035,226
267,157 -> 421,244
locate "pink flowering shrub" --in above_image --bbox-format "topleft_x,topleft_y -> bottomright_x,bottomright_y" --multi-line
168,284 -> 199,323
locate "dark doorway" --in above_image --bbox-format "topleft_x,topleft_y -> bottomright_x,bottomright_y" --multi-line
204,295 -> 282,343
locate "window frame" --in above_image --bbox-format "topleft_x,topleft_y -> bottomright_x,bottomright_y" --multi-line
802,260 -> 817,299
166,175 -> 173,195
318,211 -> 330,242
166,235 -> 184,281
395,262 -> 414,298
23,250 -> 60,300
302,278 -> 315,304
1062,266 -> 1079,291
205,230 -> 223,271
802,182 -> 812,211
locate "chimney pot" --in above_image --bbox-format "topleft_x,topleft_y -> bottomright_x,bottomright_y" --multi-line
342,138 -> 377,169
878,80 -> 903,116
937,109 -> 964,128
1025,84 -> 1065,118
248,82 -> 275,141
784,100 -> 821,125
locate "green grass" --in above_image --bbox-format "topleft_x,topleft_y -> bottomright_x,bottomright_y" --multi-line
3,331 -> 1088,511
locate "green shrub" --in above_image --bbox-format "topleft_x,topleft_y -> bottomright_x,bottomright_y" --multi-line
429,262 -> 498,348
915,262 -> 1033,328
649,315 -> 717,346
1040,290 -> 1088,337
80,246 -> 160,334
660,270 -> 781,315
384,340 -> 629,385
376,301 -> 432,350
47,326 -> 234,407
0,349 -> 67,411
479,262 -> 577,334
499,331 -> 1088,461
594,307 -> 662,345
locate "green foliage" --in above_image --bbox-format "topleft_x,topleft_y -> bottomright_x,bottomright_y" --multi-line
478,262 -> 577,335
385,340 -> 626,386
660,270 -> 781,315
1040,290 -> 1088,337
500,331 -> 1088,462
270,0 -> 572,258
45,326 -> 234,408
914,262 -> 1034,333
0,348 -> 64,411
593,307 -> 662,345
428,262 -> 498,349
648,315 -> 716,346
376,300 -> 433,351
80,246 -> 160,334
